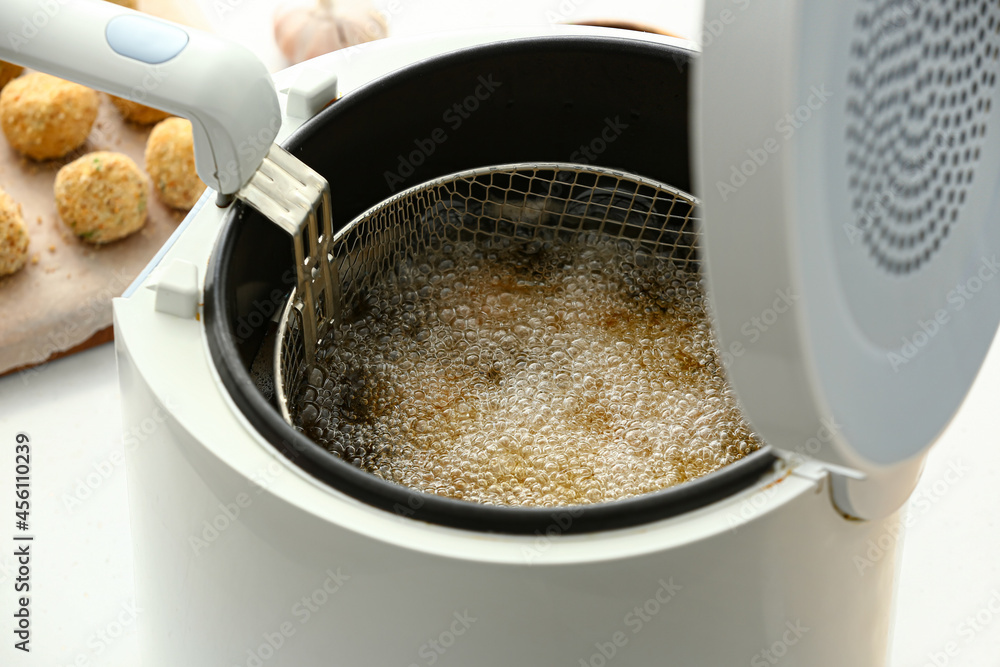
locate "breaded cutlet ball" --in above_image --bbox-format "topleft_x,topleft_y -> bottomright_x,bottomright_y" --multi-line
0,73 -> 99,160
111,96 -> 171,125
55,152 -> 149,244
0,187 -> 29,277
0,61 -> 23,91
104,0 -> 138,7
145,117 -> 204,210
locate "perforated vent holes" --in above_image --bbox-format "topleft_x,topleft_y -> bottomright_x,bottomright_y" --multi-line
847,0 -> 999,274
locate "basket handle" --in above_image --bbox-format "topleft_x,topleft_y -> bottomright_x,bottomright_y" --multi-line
0,0 -> 280,196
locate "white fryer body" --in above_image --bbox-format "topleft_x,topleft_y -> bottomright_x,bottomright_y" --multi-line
113,28 -> 904,667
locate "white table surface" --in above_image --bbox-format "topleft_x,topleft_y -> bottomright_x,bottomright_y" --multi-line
2,1 -> 1000,666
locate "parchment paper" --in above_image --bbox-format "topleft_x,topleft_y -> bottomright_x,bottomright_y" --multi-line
0,0 -> 210,375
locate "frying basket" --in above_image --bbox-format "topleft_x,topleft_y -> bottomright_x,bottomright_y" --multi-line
274,162 -> 701,425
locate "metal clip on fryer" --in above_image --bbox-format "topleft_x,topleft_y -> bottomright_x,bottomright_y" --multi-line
237,145 -> 341,362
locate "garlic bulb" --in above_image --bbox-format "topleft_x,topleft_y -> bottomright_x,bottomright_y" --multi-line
274,0 -> 388,65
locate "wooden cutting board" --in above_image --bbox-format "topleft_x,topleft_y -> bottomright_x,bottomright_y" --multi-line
0,0 -> 209,376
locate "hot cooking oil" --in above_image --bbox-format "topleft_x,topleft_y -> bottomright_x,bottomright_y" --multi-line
293,234 -> 761,507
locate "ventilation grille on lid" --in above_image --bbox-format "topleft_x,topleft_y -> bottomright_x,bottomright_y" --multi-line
846,0 -> 999,275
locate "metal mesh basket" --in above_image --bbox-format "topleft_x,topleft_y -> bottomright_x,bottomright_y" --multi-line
274,162 -> 701,423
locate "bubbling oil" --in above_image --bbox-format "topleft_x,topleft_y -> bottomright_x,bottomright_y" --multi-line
293,235 -> 761,507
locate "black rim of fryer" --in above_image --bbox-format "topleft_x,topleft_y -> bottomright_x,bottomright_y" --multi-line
203,35 -> 778,534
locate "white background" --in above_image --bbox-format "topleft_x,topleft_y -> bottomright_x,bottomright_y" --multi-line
1,1 -> 999,666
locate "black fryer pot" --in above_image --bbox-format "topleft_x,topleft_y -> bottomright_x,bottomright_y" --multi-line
204,35 -> 778,534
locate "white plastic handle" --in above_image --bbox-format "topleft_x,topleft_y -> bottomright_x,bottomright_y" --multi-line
0,0 -> 280,196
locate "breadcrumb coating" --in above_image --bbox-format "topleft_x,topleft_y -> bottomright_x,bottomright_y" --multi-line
55,152 -> 149,244
0,73 -> 99,160
111,96 -> 171,125
0,187 -> 29,277
145,117 -> 204,210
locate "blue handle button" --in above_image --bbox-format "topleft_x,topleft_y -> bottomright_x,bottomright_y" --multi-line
106,15 -> 189,65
